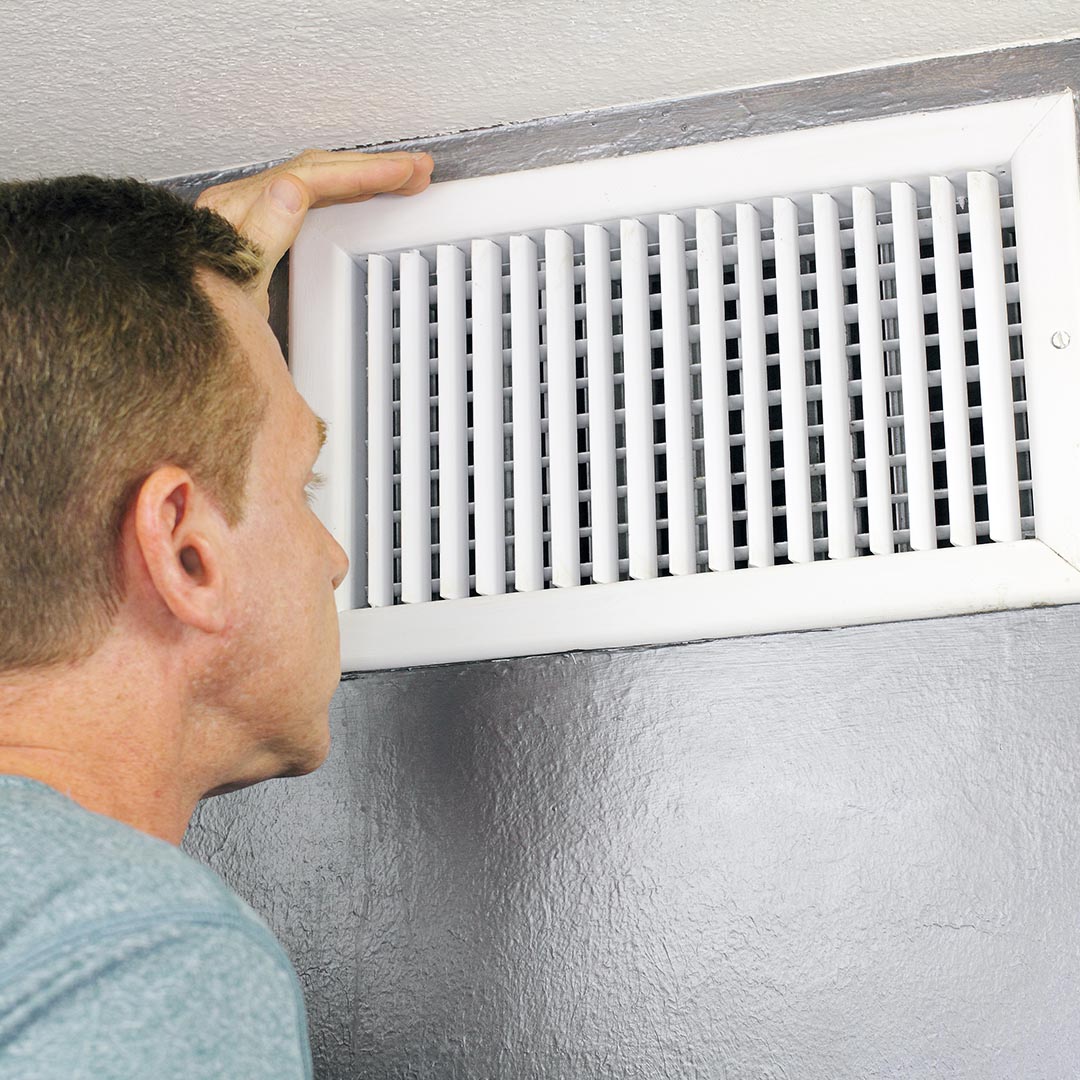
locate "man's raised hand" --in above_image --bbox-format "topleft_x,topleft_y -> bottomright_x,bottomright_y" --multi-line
195,148 -> 434,314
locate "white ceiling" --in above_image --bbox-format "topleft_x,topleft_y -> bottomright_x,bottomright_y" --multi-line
2,1 -> 1078,182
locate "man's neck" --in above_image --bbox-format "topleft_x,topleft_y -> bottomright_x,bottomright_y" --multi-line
0,641 -> 207,846
0,745 -> 198,846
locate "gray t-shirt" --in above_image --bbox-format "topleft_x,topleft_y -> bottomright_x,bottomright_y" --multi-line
0,774 -> 312,1079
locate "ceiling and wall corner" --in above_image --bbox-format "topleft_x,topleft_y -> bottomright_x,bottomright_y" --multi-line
1,1 -> 1079,182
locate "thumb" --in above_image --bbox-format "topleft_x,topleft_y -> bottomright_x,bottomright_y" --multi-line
246,174 -> 311,294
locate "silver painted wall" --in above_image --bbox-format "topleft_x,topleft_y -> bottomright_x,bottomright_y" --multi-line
182,39 -> 1080,1078
186,606 -> 1080,1078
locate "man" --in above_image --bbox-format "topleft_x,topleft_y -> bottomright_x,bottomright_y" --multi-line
0,148 -> 433,1077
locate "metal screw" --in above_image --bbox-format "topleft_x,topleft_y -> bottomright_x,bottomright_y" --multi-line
1052,330 -> 1071,350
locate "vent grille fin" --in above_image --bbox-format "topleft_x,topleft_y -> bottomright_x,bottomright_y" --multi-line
969,172 -> 1023,541
545,229 -> 580,590
583,223 -> 620,583
659,214 -> 697,576
853,187 -> 894,555
696,209 -> 735,572
619,218 -> 658,580
435,243 -> 468,600
365,253 -> 393,608
892,181 -> 938,551
775,197 -> 814,564
817,192 -> 860,560
360,170 -> 1033,609
928,176 -> 979,546
399,250 -> 431,604
736,202 -> 773,567
470,238 -> 504,596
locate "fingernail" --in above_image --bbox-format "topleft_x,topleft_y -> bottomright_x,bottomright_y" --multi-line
410,151 -> 430,161
270,178 -> 303,213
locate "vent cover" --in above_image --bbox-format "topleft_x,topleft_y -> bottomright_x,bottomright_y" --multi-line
291,94 -> 1080,671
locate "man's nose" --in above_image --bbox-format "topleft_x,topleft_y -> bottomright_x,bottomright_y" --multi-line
324,529 -> 349,591
330,534 -> 350,591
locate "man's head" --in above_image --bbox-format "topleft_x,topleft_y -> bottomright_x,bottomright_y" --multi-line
0,154 -> 428,839
0,176 -> 269,672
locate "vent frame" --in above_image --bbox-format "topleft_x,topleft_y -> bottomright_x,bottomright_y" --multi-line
290,93 -> 1080,671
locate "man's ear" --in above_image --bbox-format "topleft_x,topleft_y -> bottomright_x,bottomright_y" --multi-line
130,465 -> 231,634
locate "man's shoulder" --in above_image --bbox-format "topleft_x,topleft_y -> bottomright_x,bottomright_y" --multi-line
0,776 -> 313,1079
0,775 -> 270,963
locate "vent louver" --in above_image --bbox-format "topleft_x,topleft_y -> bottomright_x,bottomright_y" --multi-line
367,173 -> 1031,608
291,94 -> 1080,671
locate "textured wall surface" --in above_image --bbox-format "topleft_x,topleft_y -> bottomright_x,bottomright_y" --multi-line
2,0 -> 1079,181
184,605 -> 1080,1078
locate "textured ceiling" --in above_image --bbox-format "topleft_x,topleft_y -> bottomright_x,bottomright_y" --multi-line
2,0 -> 1078,182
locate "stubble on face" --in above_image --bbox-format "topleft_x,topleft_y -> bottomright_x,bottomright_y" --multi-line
192,271 -> 343,788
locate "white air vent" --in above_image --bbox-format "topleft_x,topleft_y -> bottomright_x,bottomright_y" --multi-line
291,94 -> 1080,671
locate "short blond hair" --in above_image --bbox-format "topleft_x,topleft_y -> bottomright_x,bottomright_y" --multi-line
0,175 -> 268,672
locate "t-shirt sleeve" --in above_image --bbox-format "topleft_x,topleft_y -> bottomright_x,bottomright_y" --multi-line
0,915 -> 313,1080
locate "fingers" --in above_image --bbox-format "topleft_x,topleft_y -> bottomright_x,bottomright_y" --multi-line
234,175 -> 311,304
194,148 -> 434,316
287,151 -> 433,207
196,150 -> 433,216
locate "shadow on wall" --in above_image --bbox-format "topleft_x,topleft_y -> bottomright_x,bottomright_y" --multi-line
184,603 -> 1080,1079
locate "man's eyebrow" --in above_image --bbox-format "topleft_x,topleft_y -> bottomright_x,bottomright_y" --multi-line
315,416 -> 327,452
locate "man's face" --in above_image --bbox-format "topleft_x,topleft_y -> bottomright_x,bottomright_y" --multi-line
199,271 -> 349,781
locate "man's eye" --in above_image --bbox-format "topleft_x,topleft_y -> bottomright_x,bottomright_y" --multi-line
305,472 -> 326,505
